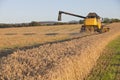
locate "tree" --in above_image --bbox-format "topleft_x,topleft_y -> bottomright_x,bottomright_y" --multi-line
103,18 -> 111,23
29,21 -> 41,26
79,20 -> 84,24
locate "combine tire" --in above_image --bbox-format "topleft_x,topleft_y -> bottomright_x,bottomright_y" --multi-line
80,26 -> 85,32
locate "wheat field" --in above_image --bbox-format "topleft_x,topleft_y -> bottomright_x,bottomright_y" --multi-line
0,23 -> 120,80
0,24 -> 81,50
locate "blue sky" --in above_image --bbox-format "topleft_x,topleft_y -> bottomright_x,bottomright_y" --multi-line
0,0 -> 120,23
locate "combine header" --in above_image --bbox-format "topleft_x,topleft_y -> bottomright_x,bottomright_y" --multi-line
58,11 -> 109,33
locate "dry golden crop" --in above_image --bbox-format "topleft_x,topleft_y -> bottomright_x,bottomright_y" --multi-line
0,24 -> 80,50
0,23 -> 120,80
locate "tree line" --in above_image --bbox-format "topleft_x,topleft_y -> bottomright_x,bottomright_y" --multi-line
0,18 -> 120,28
102,18 -> 120,23
0,21 -> 79,28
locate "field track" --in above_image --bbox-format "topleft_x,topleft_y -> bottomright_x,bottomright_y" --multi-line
0,23 -> 120,80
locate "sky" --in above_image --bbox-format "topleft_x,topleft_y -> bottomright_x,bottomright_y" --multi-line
0,0 -> 120,23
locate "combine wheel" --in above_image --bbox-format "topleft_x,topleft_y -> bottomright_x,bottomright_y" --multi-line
97,28 -> 102,33
80,26 -> 85,32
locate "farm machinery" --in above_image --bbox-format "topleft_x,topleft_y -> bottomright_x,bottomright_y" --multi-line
58,11 -> 110,33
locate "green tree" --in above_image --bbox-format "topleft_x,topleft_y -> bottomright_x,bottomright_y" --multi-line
29,21 -> 41,26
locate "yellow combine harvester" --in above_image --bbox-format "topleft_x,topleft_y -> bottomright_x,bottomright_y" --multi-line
58,11 -> 109,33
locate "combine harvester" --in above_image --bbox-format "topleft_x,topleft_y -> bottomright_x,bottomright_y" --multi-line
58,11 -> 110,34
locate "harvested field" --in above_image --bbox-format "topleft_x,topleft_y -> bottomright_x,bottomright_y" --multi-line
0,23 -> 120,80
0,24 -> 80,49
